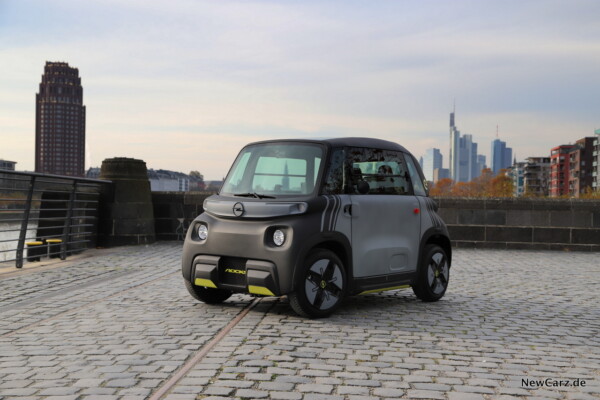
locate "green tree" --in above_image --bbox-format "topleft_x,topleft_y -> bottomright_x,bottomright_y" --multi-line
189,170 -> 204,181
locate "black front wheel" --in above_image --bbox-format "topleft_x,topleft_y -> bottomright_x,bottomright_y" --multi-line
289,248 -> 347,318
413,244 -> 450,302
184,279 -> 233,304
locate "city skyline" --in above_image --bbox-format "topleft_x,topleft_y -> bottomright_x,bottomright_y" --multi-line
1,1 -> 599,179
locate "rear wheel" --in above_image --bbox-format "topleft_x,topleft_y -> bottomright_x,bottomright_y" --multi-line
413,244 -> 449,302
289,249 -> 346,318
184,279 -> 232,304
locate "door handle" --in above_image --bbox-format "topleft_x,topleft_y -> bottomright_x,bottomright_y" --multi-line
343,204 -> 352,216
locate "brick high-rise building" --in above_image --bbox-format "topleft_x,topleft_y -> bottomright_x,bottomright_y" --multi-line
35,62 -> 86,177
592,129 -> 600,192
567,137 -> 595,197
550,145 -> 575,197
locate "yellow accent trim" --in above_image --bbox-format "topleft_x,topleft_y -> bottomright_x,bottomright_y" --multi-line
224,268 -> 246,275
194,278 -> 217,288
46,239 -> 63,243
26,241 -> 44,246
248,285 -> 275,296
359,285 -> 410,295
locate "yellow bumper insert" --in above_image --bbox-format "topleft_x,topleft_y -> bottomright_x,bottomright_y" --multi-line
194,278 -> 217,288
248,285 -> 275,296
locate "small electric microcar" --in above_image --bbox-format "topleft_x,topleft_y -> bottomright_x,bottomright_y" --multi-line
182,138 -> 451,317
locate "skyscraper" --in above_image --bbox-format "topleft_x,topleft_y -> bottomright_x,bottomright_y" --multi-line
491,139 -> 512,175
420,148 -> 443,182
449,110 -> 459,181
35,61 -> 86,177
449,109 -> 483,182
477,155 -> 487,173
456,134 -> 478,182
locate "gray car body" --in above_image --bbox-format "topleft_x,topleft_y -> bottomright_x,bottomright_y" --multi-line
181,137 -> 451,296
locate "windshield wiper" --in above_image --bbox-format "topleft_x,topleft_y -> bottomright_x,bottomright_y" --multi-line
234,192 -> 276,199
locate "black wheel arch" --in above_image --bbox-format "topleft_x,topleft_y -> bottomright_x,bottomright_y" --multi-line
418,227 -> 452,271
290,231 -> 353,293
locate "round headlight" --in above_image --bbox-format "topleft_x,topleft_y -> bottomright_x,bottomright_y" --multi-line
273,230 -> 285,246
198,224 -> 208,240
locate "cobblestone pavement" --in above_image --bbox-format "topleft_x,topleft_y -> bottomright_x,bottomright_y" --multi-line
0,243 -> 598,400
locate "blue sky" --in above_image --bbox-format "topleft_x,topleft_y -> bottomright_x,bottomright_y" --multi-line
1,0 -> 599,179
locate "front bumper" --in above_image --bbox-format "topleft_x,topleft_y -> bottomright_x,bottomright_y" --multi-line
192,254 -> 280,296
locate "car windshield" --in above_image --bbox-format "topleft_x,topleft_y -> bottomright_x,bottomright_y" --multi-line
221,143 -> 324,197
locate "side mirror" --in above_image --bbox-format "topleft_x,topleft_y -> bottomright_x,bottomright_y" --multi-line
357,181 -> 370,194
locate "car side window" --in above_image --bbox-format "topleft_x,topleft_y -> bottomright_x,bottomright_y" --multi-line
346,147 -> 411,195
404,154 -> 427,196
322,148 -> 345,194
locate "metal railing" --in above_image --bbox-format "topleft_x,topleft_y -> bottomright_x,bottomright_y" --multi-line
0,170 -> 111,268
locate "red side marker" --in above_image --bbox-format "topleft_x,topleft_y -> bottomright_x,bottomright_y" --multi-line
413,208 -> 420,214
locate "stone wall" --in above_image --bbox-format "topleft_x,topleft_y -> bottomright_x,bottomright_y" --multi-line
436,198 -> 600,251
151,192 -> 600,251
152,192 -> 213,240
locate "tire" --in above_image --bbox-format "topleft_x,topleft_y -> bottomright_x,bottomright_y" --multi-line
184,278 -> 232,304
413,244 -> 450,302
289,248 -> 347,318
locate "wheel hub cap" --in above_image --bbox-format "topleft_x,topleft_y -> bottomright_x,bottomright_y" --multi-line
428,252 -> 449,295
304,259 -> 343,310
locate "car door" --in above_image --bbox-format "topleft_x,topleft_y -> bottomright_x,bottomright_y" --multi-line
347,147 -> 421,278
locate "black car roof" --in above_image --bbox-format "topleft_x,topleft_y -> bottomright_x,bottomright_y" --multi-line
248,137 -> 410,154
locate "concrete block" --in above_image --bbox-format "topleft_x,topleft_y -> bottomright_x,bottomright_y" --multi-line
550,211 -> 573,227
571,200 -> 600,211
529,199 -> 571,211
485,210 -> 506,225
437,208 -> 457,224
457,210 -> 485,225
529,210 -> 551,227
485,198 -> 528,210
506,210 -> 532,226
572,211 -> 593,228
447,225 -> 485,241
571,228 -> 600,245
436,198 -> 485,209
593,212 -> 600,228
533,228 -> 570,244
486,227 -> 532,243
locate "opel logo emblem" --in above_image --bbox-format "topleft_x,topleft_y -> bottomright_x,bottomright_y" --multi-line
233,202 -> 245,217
